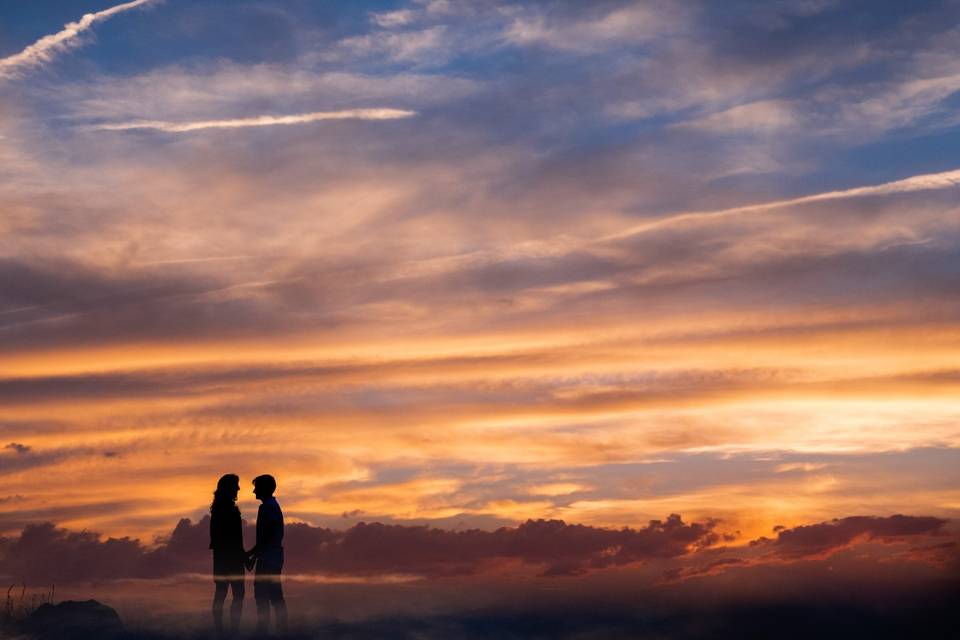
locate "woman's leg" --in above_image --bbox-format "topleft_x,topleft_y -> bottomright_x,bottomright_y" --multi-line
212,581 -> 228,636
229,579 -> 245,634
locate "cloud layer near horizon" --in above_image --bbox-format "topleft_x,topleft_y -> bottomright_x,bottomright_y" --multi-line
0,512 -> 952,585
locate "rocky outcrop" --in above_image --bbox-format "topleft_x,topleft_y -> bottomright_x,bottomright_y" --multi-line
22,600 -> 124,640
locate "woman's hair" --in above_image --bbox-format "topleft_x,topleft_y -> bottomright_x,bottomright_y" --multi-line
211,473 -> 240,513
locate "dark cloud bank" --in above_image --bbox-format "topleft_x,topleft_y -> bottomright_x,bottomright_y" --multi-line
0,513 -> 721,583
1,513 -> 958,639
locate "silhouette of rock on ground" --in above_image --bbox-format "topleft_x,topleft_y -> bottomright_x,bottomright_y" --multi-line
22,599 -> 124,640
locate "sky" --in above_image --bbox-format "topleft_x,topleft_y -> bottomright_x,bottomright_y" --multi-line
1,0 -> 960,617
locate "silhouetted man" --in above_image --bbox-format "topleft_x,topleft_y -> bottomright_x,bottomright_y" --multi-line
247,474 -> 287,634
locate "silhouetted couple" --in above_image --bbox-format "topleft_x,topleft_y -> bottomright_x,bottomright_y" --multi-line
210,473 -> 286,637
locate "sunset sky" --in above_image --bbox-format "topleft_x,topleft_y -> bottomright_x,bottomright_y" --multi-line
2,0 -> 960,592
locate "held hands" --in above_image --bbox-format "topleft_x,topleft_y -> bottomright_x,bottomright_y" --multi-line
244,550 -> 256,572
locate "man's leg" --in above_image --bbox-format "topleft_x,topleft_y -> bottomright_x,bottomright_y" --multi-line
272,581 -> 287,633
255,598 -> 270,634
254,576 -> 270,634
229,579 -> 244,635
212,581 -> 228,637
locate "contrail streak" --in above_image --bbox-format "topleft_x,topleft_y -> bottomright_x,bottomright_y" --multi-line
603,168 -> 960,241
91,109 -> 417,132
0,0 -> 157,79
136,255 -> 257,266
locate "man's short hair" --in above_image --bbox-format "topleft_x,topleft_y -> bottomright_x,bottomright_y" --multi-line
253,474 -> 277,495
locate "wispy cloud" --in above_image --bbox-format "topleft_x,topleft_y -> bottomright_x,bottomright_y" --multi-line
503,4 -> 679,53
90,108 -> 417,132
371,9 -> 415,28
0,0 -> 157,79
605,168 -> 960,240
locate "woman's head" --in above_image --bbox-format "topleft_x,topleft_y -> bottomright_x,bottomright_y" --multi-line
211,473 -> 240,511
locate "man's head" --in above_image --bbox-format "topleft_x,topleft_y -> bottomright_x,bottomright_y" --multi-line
252,474 -> 277,500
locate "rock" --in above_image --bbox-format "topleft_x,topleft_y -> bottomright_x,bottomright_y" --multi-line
22,599 -> 124,640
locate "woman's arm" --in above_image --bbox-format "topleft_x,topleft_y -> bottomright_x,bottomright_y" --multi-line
209,511 -> 217,549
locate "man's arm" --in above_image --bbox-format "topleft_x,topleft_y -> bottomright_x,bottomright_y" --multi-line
247,504 -> 265,558
259,504 -> 282,548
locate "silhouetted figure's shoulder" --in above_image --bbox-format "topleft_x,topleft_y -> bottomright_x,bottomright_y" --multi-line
256,497 -> 284,549
258,497 -> 283,521
210,503 -> 243,551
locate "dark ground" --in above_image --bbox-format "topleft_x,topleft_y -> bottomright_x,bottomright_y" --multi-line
8,593 -> 959,640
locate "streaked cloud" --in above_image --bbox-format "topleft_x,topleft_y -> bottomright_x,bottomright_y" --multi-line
91,108 -> 416,133
0,0 -> 157,79
605,167 -> 960,240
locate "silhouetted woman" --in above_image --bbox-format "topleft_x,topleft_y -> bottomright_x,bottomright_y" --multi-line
210,473 -> 245,637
